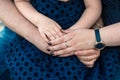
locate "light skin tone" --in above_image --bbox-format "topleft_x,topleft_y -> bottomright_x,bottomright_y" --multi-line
14,0 -> 102,41
14,0 -> 62,42
14,0 -> 101,67
0,0 -> 96,68
49,22 -> 120,52
48,22 -> 120,67
0,0 -> 49,54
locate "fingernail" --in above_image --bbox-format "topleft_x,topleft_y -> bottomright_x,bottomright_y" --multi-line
47,49 -> 51,51
50,51 -> 54,56
48,42 -> 52,45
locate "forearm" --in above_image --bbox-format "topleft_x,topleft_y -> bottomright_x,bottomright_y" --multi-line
0,0 -> 31,37
71,0 -> 101,29
100,22 -> 120,46
0,0 -> 46,50
14,0 -> 45,26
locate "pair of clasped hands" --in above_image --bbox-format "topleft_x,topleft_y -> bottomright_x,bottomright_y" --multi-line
37,17 -> 100,68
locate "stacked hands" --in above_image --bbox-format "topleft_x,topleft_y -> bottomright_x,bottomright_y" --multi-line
37,16 -> 100,68
14,0 -> 102,68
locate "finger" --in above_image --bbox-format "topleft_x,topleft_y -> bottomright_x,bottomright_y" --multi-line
55,23 -> 63,36
53,27 -> 62,38
48,41 -> 72,51
54,28 -> 63,38
49,33 -> 73,46
53,47 -> 74,56
38,29 -> 49,42
77,54 -> 99,61
62,29 -> 73,34
45,31 -> 55,40
55,23 -> 61,29
58,52 -> 74,57
49,29 -> 59,39
49,42 -> 68,51
80,59 -> 96,68
75,49 -> 97,56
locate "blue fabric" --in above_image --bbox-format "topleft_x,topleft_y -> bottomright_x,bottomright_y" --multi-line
0,69 -> 11,80
102,0 -> 120,25
0,0 -> 120,80
0,53 -> 7,75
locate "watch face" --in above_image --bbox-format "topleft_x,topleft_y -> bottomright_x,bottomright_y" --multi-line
95,42 -> 105,50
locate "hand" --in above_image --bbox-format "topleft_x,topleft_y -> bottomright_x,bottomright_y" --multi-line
48,29 -> 96,56
37,16 -> 63,41
75,49 -> 100,68
24,26 -> 51,54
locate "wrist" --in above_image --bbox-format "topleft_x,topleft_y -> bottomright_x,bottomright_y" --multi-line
70,25 -> 89,30
88,29 -> 96,49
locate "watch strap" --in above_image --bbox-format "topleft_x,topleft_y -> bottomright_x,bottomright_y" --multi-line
95,29 -> 101,42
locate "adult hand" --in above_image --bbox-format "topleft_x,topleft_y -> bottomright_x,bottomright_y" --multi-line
0,0 -> 51,55
48,29 -> 96,56
25,27 -> 50,54
57,47 -> 100,68
76,49 -> 100,68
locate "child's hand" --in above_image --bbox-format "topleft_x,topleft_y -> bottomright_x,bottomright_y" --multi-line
37,16 -> 63,42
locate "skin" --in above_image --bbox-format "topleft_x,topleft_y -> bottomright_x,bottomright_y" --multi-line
0,0 -> 49,54
14,0 -> 102,67
14,0 -> 63,42
49,22 -> 120,52
14,0 -> 101,41
0,0 -> 96,68
0,0 -> 102,67
48,22 -> 120,67
49,29 -> 96,55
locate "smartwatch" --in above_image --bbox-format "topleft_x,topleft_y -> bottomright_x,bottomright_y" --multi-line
94,29 -> 105,50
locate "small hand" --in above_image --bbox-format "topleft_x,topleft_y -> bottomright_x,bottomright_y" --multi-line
75,49 -> 100,68
37,16 -> 63,42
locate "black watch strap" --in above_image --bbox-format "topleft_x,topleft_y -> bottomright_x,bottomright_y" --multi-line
95,29 -> 101,42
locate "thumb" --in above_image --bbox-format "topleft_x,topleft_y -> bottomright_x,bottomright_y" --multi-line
62,29 -> 73,34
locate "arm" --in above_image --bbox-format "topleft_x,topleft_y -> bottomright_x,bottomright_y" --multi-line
14,0 -> 43,26
100,22 -> 120,46
69,0 -> 102,29
14,0 -> 62,41
75,23 -> 120,67
0,0 -> 49,53
48,22 -> 120,54
47,23 -> 120,67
